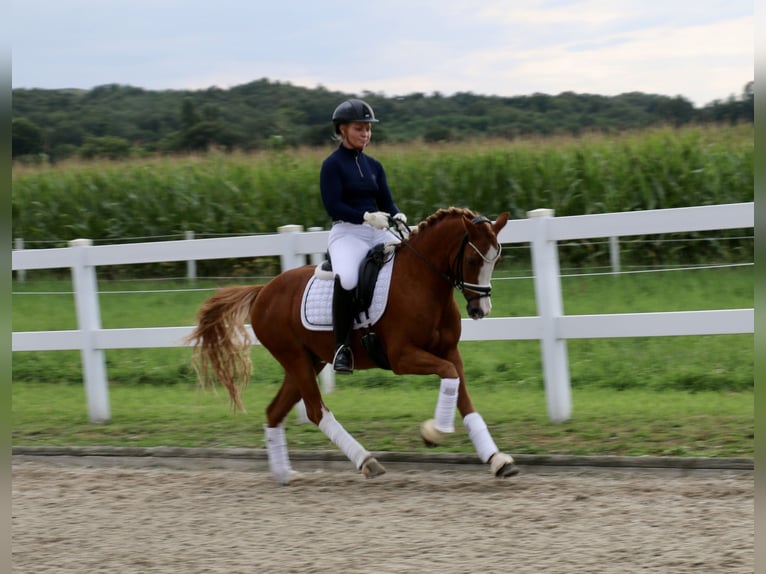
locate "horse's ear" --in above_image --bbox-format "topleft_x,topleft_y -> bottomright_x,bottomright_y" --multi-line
493,212 -> 510,233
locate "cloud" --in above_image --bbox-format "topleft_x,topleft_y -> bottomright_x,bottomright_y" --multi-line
409,12 -> 753,105
510,15 -> 753,103
10,0 -> 753,107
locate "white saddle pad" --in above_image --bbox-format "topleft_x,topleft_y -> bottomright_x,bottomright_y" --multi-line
300,253 -> 395,331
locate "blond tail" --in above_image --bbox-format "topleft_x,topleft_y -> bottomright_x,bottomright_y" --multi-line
185,285 -> 263,412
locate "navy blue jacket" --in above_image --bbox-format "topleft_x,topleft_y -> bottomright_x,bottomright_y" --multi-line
320,145 -> 400,224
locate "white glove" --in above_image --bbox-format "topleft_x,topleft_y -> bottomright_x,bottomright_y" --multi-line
393,212 -> 407,224
363,211 -> 390,230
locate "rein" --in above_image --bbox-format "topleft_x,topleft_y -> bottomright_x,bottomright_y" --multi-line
389,215 -> 501,300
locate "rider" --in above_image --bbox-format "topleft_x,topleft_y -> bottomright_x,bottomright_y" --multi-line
320,98 -> 407,374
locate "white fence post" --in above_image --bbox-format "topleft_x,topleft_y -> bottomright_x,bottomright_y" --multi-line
308,226 -> 336,395
527,209 -> 572,423
278,225 -> 311,423
609,236 -> 621,274
14,238 -> 26,282
185,230 -> 196,282
69,239 -> 111,423
277,224 -> 306,270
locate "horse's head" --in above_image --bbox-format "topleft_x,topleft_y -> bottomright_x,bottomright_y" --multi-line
405,208 -> 509,319
456,211 -> 509,319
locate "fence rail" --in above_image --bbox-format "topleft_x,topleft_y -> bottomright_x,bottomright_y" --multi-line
12,203 -> 754,424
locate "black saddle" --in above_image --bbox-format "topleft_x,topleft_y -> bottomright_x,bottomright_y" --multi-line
322,243 -> 392,369
322,243 -> 389,321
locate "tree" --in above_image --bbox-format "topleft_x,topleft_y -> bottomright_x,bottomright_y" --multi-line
657,96 -> 695,126
181,98 -> 200,130
741,81 -> 754,121
11,79 -> 754,158
79,136 -> 132,160
12,118 -> 44,157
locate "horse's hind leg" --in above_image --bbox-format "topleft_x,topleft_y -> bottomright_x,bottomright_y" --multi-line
317,408 -> 386,479
263,378 -> 303,485
265,377 -> 303,428
281,355 -> 385,480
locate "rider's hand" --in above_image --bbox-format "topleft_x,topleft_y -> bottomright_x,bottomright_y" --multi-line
392,212 -> 407,225
363,211 -> 391,230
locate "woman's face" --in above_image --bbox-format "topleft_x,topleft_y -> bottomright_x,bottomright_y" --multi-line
341,122 -> 372,149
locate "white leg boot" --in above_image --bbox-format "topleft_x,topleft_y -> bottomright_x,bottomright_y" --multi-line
264,424 -> 294,485
464,412 -> 518,477
421,377 -> 460,445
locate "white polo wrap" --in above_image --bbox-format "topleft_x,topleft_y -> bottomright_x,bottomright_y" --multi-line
318,409 -> 370,469
264,424 -> 293,485
433,377 -> 460,433
463,412 -> 498,463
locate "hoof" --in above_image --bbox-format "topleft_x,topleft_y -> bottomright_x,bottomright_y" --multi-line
273,469 -> 301,486
362,457 -> 386,479
420,418 -> 445,447
490,453 -> 520,478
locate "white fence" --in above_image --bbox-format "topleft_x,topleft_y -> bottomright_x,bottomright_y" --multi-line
12,203 -> 754,424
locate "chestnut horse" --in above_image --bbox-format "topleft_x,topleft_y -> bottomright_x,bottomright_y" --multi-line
187,207 -> 518,484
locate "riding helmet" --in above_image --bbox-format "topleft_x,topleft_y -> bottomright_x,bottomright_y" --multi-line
332,99 -> 379,134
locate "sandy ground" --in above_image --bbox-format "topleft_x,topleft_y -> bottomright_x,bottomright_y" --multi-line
12,458 -> 752,574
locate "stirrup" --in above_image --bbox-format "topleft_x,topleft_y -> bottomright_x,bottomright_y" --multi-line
333,346 -> 354,374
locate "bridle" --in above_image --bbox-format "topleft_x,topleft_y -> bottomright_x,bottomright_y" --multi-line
390,214 -> 502,301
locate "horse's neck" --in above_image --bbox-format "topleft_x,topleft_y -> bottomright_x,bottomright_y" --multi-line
402,221 -> 461,281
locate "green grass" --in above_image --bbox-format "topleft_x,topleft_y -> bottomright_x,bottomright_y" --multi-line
11,265 -> 753,457
11,266 -> 754,392
12,382 -> 752,458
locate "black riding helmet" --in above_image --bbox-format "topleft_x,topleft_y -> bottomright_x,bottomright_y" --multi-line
332,98 -> 379,134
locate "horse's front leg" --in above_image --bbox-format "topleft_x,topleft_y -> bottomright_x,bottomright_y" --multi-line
392,346 -> 519,478
388,345 -> 468,448
387,345 -> 463,445
463,411 -> 519,478
451,352 -> 519,478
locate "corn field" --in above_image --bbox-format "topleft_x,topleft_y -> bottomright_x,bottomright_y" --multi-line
12,124 -> 753,276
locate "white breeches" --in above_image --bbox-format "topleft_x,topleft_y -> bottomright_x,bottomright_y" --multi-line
328,222 -> 395,290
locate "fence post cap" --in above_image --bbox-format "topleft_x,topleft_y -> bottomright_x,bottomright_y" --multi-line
527,208 -> 555,218
277,224 -> 304,233
69,238 -> 93,247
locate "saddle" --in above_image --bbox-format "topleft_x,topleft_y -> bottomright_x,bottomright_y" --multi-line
314,243 -> 395,369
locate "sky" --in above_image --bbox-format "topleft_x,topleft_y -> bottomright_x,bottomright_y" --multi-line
11,0 -> 753,108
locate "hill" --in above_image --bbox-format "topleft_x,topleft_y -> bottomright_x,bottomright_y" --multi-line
12,78 -> 753,161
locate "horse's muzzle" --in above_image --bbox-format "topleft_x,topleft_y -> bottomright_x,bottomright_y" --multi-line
468,306 -> 485,320
466,298 -> 490,320
462,283 -> 492,320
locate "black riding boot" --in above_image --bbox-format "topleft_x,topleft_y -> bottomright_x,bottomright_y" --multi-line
332,276 -> 355,374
